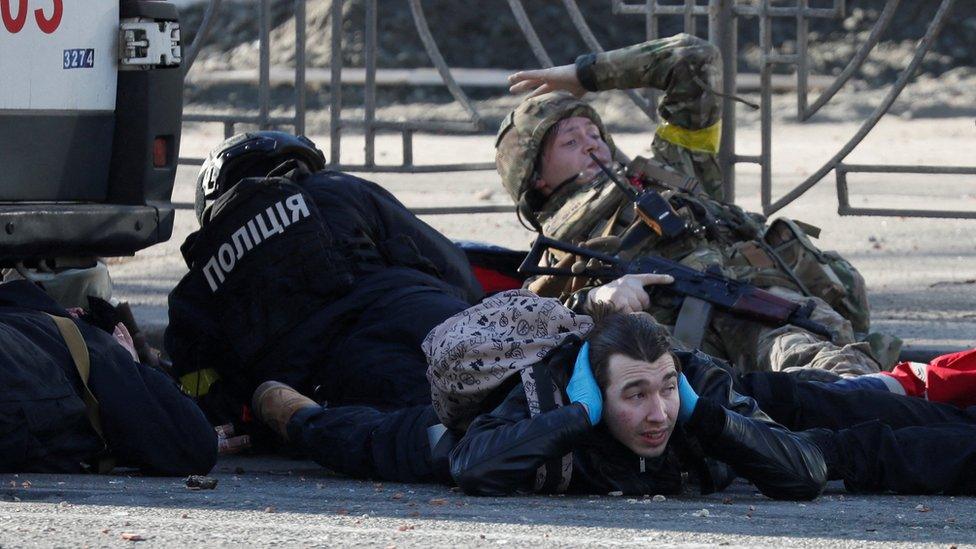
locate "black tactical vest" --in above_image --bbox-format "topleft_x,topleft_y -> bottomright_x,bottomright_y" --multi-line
171,174 -> 356,385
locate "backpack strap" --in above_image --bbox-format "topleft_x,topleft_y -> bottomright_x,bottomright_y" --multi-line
45,314 -> 115,473
521,362 -> 573,493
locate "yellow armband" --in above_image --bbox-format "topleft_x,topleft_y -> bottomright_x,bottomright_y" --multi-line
655,120 -> 721,155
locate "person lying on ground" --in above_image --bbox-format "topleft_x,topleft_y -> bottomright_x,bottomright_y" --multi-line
450,311 -> 976,498
166,131 -> 484,454
248,295 -> 976,497
496,33 -> 900,376
0,280 -> 216,475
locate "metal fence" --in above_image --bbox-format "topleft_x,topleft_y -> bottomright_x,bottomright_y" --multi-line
179,0 -> 974,218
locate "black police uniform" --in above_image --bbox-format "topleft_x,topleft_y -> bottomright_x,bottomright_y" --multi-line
0,281 -> 216,474
166,168 -> 482,479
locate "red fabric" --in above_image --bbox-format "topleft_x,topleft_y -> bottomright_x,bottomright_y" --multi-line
884,362 -> 927,398
471,265 -> 523,294
885,349 -> 976,407
927,349 -> 976,408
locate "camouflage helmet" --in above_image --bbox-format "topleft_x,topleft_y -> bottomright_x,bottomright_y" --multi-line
495,92 -> 616,210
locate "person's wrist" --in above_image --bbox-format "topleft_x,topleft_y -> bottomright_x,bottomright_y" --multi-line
677,373 -> 700,423
578,402 -> 591,423
574,53 -> 599,92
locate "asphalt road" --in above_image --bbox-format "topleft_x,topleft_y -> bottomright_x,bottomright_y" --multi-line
3,456 -> 975,548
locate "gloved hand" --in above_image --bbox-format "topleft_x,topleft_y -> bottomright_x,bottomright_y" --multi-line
567,342 -> 602,426
677,372 -> 699,423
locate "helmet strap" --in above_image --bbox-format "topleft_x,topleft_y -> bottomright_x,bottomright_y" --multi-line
516,194 -> 543,233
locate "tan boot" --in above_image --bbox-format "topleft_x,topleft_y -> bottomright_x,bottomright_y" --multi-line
251,381 -> 317,441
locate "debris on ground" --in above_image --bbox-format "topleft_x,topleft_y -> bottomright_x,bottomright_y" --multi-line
120,532 -> 145,541
185,475 -> 218,490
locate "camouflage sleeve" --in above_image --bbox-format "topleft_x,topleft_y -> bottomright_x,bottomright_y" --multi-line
576,33 -> 726,200
574,33 -> 721,130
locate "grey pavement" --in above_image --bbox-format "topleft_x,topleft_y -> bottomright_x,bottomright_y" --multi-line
3,456 -> 975,548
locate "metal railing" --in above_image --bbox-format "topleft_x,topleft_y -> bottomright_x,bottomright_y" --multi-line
178,0 -> 974,218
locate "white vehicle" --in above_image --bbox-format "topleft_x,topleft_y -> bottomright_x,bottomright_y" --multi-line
0,0 -> 182,265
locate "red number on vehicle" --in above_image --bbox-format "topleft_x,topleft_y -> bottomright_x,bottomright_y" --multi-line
2,0 -> 62,34
33,0 -> 61,34
1,0 -> 28,33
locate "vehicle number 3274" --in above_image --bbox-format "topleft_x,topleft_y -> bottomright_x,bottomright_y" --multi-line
63,48 -> 94,69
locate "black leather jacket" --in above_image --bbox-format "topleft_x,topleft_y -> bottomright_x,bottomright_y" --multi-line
450,344 -> 827,500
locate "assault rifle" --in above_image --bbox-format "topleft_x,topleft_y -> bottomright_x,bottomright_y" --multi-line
591,152 -> 816,298
519,235 -> 834,343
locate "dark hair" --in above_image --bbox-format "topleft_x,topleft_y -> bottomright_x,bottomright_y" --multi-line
585,310 -> 677,390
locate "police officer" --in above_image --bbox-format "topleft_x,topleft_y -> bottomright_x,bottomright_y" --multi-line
495,33 -> 899,377
166,131 -> 482,480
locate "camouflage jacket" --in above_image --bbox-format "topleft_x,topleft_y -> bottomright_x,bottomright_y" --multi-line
533,36 -> 871,333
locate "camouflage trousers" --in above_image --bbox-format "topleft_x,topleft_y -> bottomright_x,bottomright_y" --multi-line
699,287 -> 884,377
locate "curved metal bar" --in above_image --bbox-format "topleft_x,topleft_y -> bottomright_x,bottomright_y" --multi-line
507,0 -> 554,68
560,0 -> 658,121
801,0 -> 900,120
408,0 -> 484,130
765,0 -> 956,215
182,0 -> 223,75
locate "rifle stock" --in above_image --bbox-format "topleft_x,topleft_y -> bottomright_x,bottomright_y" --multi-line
519,236 -> 834,341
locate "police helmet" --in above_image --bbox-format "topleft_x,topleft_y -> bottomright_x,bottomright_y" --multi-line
195,131 -> 326,223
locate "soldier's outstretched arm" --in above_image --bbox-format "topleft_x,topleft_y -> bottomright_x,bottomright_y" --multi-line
577,34 -> 720,131
509,34 -> 720,131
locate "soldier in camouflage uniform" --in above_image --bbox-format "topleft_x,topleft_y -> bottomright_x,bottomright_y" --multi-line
496,34 -> 899,377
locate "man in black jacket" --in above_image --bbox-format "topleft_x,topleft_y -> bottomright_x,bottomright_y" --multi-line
450,313 -> 976,498
0,280 -> 216,475
166,132 -> 483,479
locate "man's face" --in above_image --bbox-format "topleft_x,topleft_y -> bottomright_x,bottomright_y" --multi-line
602,352 -> 679,458
534,116 -> 613,196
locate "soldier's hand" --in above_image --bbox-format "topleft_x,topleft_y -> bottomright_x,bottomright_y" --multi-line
508,64 -> 586,99
586,273 -> 674,314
